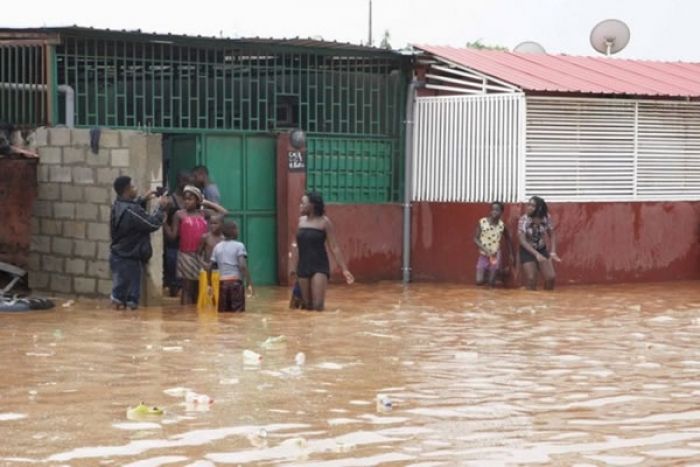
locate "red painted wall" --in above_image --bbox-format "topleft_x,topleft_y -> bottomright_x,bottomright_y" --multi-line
412,201 -> 700,285
0,158 -> 37,269
324,204 -> 402,282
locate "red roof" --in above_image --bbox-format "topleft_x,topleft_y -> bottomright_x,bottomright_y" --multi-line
415,45 -> 700,98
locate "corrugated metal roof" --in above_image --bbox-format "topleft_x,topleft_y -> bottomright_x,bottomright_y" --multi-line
0,26 -> 399,56
414,45 -> 700,98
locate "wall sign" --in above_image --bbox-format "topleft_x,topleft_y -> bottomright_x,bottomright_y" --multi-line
288,151 -> 305,172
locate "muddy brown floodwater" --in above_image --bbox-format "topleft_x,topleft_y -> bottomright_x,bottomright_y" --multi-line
1,282 -> 700,466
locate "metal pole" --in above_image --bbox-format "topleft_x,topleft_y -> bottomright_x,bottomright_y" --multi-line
402,78 -> 421,284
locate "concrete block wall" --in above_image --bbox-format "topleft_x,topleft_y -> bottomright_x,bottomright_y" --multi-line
28,127 -> 163,303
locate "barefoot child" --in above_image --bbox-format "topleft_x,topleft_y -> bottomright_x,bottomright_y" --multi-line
164,185 -> 227,305
473,201 -> 514,287
207,221 -> 254,312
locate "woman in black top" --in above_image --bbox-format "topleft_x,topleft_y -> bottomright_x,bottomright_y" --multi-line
289,192 -> 354,310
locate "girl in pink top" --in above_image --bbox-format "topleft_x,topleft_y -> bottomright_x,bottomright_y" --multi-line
164,185 -> 227,305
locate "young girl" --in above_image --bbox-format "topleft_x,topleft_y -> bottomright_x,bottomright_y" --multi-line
473,201 -> 514,286
518,196 -> 561,290
289,192 -> 354,311
164,185 -> 227,305
207,220 -> 253,312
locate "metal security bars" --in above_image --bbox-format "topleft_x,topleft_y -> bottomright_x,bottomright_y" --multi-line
55,35 -> 405,137
0,43 -> 49,127
412,93 -> 524,202
306,136 -> 399,203
526,97 -> 700,201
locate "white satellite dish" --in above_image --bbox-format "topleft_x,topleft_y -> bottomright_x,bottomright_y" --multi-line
514,41 -> 546,54
590,19 -> 630,56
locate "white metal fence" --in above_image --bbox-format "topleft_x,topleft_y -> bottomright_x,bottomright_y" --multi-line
525,97 -> 700,201
412,93 -> 524,202
412,94 -> 700,203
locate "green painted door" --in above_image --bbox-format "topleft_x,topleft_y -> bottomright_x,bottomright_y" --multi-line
203,135 -> 277,285
166,135 -> 197,190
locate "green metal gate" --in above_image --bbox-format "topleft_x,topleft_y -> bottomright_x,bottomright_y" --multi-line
202,134 -> 277,285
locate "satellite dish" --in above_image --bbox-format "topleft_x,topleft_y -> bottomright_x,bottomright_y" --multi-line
590,19 -> 630,56
514,41 -> 546,54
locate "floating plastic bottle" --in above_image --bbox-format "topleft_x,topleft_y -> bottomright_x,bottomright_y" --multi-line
376,393 -> 392,412
295,352 -> 306,366
243,349 -> 263,366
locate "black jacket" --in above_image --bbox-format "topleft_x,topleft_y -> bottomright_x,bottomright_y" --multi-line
110,197 -> 164,261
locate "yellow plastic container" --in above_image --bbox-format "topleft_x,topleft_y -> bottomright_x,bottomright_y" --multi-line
197,270 -> 220,310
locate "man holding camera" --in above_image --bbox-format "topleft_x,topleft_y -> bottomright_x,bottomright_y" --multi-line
110,176 -> 169,310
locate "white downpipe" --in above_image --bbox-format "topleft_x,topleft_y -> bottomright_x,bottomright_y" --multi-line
402,79 -> 421,284
57,85 -> 75,128
0,82 -> 75,128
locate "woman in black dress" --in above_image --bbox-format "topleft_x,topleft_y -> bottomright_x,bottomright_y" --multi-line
289,192 -> 354,310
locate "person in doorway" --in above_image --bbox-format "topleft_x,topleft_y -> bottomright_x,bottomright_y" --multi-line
164,185 -> 227,305
110,176 -> 168,310
289,192 -> 354,311
518,196 -> 561,290
164,170 -> 192,297
473,201 -> 514,287
207,220 -> 253,312
192,165 -> 221,204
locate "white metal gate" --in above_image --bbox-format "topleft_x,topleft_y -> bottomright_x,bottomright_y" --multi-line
412,93 -> 524,203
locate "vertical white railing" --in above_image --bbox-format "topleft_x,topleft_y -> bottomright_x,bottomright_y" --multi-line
411,93 -> 524,202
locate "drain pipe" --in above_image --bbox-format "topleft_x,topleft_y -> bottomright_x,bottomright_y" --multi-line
402,78 -> 422,284
0,83 -> 75,127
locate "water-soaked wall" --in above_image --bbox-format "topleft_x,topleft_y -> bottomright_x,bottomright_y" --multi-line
0,158 -> 38,269
411,201 -> 700,285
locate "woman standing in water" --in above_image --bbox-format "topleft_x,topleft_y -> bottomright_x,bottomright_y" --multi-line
289,192 -> 354,311
518,196 -> 561,290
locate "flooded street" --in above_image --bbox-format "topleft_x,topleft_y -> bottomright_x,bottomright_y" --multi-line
2,281 -> 700,466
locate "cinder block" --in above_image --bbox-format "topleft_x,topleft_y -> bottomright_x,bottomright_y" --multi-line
30,235 -> 51,254
50,274 -> 72,294
85,187 -> 110,204
52,237 -> 73,256
74,277 -> 97,295
76,203 -> 99,221
87,222 -> 110,241
38,147 -> 62,165
86,148 -> 111,167
65,258 -> 87,275
73,240 -> 97,258
87,260 -> 111,279
31,218 -> 40,235
97,167 -> 121,185
61,185 -> 83,202
71,129 -> 91,146
63,147 -> 86,165
32,200 -> 52,218
38,183 -> 60,201
26,254 -> 40,271
42,219 -> 62,236
100,130 -> 121,148
30,127 -> 49,147
30,271 -> 50,290
49,128 -> 71,146
120,130 -> 139,147
111,149 -> 130,167
99,205 -> 112,223
54,202 -> 76,220
42,255 -> 64,273
63,221 -> 86,239
49,166 -> 72,183
97,241 -> 111,260
98,279 -> 112,295
37,165 -> 50,182
73,167 -> 95,185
